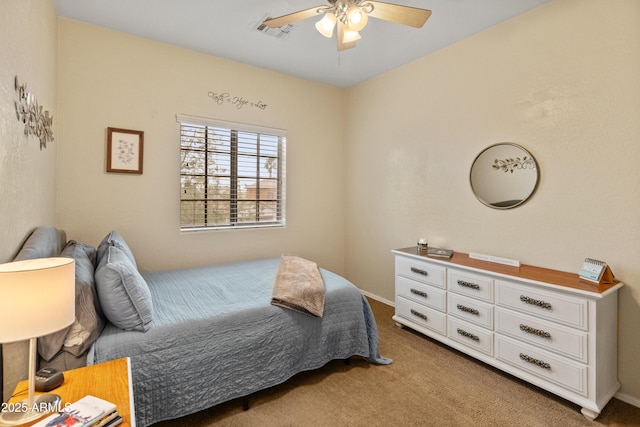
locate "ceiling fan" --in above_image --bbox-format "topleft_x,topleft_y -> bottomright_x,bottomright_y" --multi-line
262,0 -> 432,51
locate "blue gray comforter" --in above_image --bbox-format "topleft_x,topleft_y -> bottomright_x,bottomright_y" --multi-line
88,258 -> 390,426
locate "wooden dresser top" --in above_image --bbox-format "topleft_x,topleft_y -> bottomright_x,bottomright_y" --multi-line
393,247 -> 622,295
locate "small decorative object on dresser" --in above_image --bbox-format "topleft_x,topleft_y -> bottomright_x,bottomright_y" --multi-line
578,258 -> 615,284
392,247 -> 623,420
426,247 -> 453,258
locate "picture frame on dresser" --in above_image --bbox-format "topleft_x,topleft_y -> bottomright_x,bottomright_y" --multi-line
392,247 -> 623,420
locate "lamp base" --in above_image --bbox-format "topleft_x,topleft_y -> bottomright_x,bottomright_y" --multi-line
0,393 -> 61,425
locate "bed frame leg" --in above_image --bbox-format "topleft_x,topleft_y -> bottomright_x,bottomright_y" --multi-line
344,357 -> 351,365
242,396 -> 249,411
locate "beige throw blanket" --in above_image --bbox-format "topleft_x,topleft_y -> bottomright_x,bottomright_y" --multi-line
271,255 -> 325,317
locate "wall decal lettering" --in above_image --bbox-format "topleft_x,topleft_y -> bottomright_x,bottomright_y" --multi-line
208,91 -> 268,110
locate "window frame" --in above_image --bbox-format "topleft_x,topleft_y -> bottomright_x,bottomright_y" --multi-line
177,114 -> 286,231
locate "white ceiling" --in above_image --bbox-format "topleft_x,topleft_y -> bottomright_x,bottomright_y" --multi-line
54,0 -> 550,88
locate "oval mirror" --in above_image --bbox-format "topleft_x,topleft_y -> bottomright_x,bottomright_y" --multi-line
470,143 -> 539,209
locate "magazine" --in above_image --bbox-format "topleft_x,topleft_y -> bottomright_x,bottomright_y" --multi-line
33,395 -> 117,427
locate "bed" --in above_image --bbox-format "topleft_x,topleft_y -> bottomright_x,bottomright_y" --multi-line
7,226 -> 391,427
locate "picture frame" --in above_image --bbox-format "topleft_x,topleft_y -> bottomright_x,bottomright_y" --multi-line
107,127 -> 144,174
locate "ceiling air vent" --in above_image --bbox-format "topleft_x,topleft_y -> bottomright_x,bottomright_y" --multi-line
255,14 -> 295,40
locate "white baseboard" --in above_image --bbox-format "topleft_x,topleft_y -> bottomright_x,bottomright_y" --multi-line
359,289 -> 394,307
614,391 -> 640,409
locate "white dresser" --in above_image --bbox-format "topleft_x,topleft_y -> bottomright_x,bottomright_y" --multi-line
392,247 -> 623,419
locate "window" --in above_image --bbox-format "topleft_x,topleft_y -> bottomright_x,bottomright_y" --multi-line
177,114 -> 286,230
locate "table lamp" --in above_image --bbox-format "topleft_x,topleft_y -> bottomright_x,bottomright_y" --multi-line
0,257 -> 75,425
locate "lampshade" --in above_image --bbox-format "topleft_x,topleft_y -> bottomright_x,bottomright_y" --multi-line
0,257 -> 75,344
0,257 -> 75,425
342,28 -> 361,43
315,13 -> 337,38
346,5 -> 368,32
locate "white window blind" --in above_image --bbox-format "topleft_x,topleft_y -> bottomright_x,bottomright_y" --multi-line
177,114 -> 286,230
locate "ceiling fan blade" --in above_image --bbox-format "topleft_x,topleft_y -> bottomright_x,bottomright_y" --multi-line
367,1 -> 432,28
336,21 -> 357,51
262,7 -> 322,28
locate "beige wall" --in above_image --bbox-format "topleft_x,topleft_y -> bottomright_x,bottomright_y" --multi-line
0,0 -> 58,401
56,19 -> 347,275
0,0 -> 58,262
346,0 -> 640,404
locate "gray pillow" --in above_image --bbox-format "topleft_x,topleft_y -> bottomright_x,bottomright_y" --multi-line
95,245 -> 153,332
37,318 -> 70,362
61,241 -> 105,356
96,230 -> 137,269
38,241 -> 105,361
13,226 -> 68,361
14,226 -> 66,261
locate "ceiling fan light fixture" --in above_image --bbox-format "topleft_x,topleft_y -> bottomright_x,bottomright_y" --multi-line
265,0 -> 432,52
346,5 -> 368,32
342,28 -> 361,43
315,13 -> 337,38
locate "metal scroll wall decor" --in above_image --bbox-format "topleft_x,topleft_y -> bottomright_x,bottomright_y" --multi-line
14,76 -> 54,149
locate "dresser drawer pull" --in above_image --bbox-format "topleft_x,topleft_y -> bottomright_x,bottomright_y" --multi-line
410,288 -> 428,298
519,324 -> 551,339
410,309 -> 428,321
456,328 -> 480,342
519,353 -> 551,370
519,295 -> 552,310
456,304 -> 479,316
457,280 -> 480,290
410,267 -> 429,276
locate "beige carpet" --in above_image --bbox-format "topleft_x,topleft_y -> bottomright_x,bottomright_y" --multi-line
154,299 -> 640,426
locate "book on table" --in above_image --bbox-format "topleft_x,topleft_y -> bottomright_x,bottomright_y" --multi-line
33,395 -> 119,427
93,411 -> 122,427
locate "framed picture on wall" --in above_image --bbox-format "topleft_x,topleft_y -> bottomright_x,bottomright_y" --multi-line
107,127 -> 144,174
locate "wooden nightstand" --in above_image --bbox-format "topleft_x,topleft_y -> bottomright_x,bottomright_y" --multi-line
5,358 -> 135,426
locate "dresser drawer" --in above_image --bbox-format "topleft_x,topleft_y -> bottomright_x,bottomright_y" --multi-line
447,317 -> 493,356
396,296 -> 447,335
396,257 -> 446,289
495,281 -> 588,330
396,276 -> 447,312
495,335 -> 587,396
448,269 -> 494,303
495,308 -> 588,363
448,293 -> 493,330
